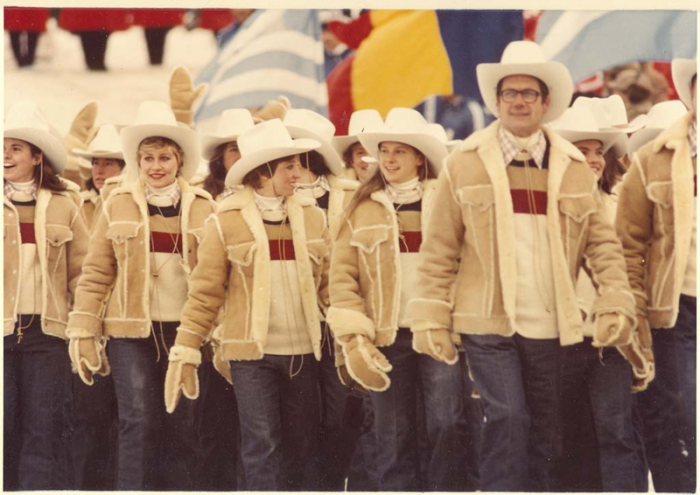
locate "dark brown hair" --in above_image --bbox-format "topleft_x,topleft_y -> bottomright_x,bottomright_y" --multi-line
600,147 -> 628,195
203,142 -> 230,198
300,150 -> 331,177
241,154 -> 296,190
27,143 -> 66,192
342,142 -> 364,168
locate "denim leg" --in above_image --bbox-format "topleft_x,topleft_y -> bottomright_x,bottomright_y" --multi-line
419,352 -> 469,491
346,394 -> 379,491
586,347 -> 640,491
370,331 -> 420,491
638,295 -> 697,493
460,353 -> 483,491
107,338 -> 161,490
4,337 -> 21,491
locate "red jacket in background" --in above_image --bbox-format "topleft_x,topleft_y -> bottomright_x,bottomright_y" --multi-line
198,9 -> 234,32
58,8 -> 131,32
131,9 -> 184,28
4,7 -> 50,32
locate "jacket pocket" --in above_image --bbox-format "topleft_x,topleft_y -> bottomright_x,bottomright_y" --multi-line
226,241 -> 256,277
306,239 -> 328,266
105,222 -> 142,244
647,181 -> 673,208
46,224 -> 74,247
559,195 -> 597,224
350,226 -> 391,254
458,185 -> 495,230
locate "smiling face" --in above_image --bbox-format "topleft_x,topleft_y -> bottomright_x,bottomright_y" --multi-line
91,157 -> 123,189
348,142 -> 371,181
378,141 -> 424,185
138,145 -> 180,188
4,138 -> 40,183
496,75 -> 550,137
222,141 -> 241,172
255,155 -> 303,198
575,139 -> 606,180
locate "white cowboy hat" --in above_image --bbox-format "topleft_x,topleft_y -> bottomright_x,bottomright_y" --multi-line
476,41 -> 573,124
358,107 -> 447,176
572,95 -> 647,134
550,106 -> 623,154
283,109 -> 344,176
427,123 -> 462,153
200,109 -> 255,161
332,109 -> 384,159
672,58 -> 697,110
628,100 -> 690,155
225,119 -> 320,187
120,100 -> 201,182
73,124 -> 125,180
4,100 -> 67,173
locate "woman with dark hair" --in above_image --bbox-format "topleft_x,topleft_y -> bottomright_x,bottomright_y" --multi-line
165,119 -> 330,491
66,101 -> 215,490
327,108 -> 469,491
4,101 -> 89,490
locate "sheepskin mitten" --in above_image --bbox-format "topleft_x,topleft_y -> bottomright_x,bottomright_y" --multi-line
164,345 -> 202,414
68,335 -> 109,386
340,335 -> 392,392
65,101 -> 98,182
412,328 -> 459,364
592,311 -> 635,347
169,66 -> 208,127
337,364 -> 369,394
251,95 -> 291,123
618,317 -> 655,392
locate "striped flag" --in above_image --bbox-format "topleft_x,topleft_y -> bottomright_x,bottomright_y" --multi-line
536,10 -> 697,83
194,10 -> 327,131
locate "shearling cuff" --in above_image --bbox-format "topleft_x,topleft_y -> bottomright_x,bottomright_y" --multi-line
168,345 -> 202,367
326,307 -> 376,341
406,298 -> 453,330
66,328 -> 98,339
591,290 -> 637,322
411,319 -> 449,333
67,311 -> 103,337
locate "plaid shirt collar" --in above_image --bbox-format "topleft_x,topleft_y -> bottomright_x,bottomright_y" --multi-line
498,125 -> 547,169
4,180 -> 38,201
144,181 -> 181,206
688,119 -> 697,158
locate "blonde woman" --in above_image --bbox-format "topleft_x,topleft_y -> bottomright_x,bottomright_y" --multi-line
66,101 -> 215,490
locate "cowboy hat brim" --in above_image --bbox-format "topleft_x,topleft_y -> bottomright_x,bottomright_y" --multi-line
225,139 -> 320,187
286,125 -> 345,177
72,148 -> 125,160
358,132 -> 447,177
332,134 -> 360,160
5,127 -> 67,174
672,59 -> 697,110
555,128 -> 623,154
476,62 -> 574,124
120,122 -> 201,182
200,134 -> 242,162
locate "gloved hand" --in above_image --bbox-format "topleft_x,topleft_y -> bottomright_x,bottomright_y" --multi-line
64,101 -> 98,183
337,364 -> 369,394
251,95 -> 291,123
593,311 -> 635,347
68,336 -> 110,386
169,66 -> 208,126
412,328 -> 459,364
618,317 -> 655,392
340,334 -> 392,392
164,345 -> 202,414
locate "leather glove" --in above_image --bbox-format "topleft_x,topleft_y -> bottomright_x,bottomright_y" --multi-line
340,335 -> 392,392
68,336 -> 110,386
169,66 -> 208,126
64,101 -> 98,182
593,311 -> 634,347
412,328 -> 459,364
164,345 -> 202,414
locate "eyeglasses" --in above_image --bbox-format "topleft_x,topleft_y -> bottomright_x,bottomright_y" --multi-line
499,89 -> 541,103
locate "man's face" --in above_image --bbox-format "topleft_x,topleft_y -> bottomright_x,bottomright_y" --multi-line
496,75 -> 550,137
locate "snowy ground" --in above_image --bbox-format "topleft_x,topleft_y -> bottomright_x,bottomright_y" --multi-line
4,18 -> 218,133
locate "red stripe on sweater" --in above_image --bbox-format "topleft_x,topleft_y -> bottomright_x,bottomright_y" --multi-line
399,231 -> 422,253
269,239 -> 296,261
150,231 -> 182,253
511,189 -> 547,215
19,222 -> 35,244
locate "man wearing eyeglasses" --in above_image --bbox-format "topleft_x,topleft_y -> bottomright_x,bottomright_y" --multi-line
407,41 -> 637,491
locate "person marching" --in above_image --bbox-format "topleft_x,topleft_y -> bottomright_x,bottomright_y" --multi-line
332,109 -> 384,183
327,107 -> 469,491
164,119 -> 331,491
616,57 -> 697,493
66,101 -> 215,490
406,41 -> 637,491
4,101 -> 89,490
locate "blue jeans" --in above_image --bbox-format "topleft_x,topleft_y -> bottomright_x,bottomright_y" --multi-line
371,330 -> 468,491
638,295 -> 696,493
560,340 -> 644,491
346,394 -> 379,491
4,316 -> 74,491
462,333 -> 565,492
230,353 -> 320,491
107,322 -> 199,490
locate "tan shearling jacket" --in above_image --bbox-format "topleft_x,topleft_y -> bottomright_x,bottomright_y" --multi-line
4,180 -> 89,339
326,174 -> 359,239
67,177 -> 215,338
407,121 -> 636,346
327,180 -> 438,347
174,187 -> 331,361
616,111 -> 696,329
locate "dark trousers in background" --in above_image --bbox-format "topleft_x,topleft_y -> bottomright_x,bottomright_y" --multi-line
144,27 -> 171,65
230,353 -> 320,491
638,294 -> 696,493
346,393 -> 379,491
77,30 -> 110,71
462,333 -> 565,492
4,316 -> 74,491
107,321 -> 199,491
9,31 -> 40,67
370,330 -> 468,491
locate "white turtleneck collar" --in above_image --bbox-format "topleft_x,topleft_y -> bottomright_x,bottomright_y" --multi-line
5,179 -> 37,201
254,191 -> 287,222
385,175 -> 422,205
295,174 -> 331,199
144,180 -> 181,207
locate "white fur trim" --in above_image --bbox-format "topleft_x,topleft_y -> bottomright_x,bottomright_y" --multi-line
168,344 -> 202,366
327,306 -> 376,341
